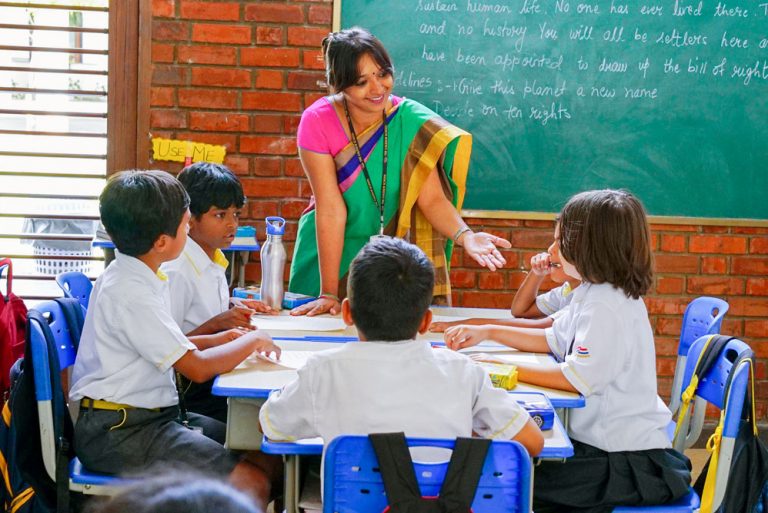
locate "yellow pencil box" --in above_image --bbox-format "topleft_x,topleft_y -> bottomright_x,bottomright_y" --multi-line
477,362 -> 518,390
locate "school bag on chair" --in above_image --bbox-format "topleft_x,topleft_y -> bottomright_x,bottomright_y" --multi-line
692,344 -> 768,513
9,299 -> 83,513
675,334 -> 768,513
369,432 -> 490,513
0,259 -> 28,402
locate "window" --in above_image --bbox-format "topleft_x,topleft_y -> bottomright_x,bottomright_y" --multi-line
0,1 -> 109,299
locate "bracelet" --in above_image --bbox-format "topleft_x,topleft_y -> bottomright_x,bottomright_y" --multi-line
319,293 -> 340,303
452,226 -> 472,244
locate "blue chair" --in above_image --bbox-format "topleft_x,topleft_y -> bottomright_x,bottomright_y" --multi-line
669,297 -> 729,413
615,335 -> 752,512
323,435 -> 532,513
29,300 -> 125,496
55,271 -> 93,311
669,297 -> 729,449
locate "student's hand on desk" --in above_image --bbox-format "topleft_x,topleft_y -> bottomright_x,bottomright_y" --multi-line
461,232 -> 511,271
242,330 -> 281,360
214,305 -> 258,331
211,328 -> 249,345
231,297 -> 277,315
429,320 -> 460,332
444,325 -> 487,351
289,296 -> 340,317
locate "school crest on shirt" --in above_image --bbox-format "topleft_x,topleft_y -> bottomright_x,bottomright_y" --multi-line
575,345 -> 590,358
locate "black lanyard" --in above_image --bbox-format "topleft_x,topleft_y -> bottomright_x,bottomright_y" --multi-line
343,98 -> 388,235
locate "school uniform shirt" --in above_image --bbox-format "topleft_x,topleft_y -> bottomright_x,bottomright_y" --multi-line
544,282 -> 671,452
70,251 -> 196,409
535,281 -> 574,316
260,340 -> 529,444
162,237 -> 229,334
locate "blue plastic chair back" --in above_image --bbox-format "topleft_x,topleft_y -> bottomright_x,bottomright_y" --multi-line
323,435 -> 531,513
55,271 -> 93,311
677,297 -> 729,357
30,300 -> 79,374
681,336 -> 751,437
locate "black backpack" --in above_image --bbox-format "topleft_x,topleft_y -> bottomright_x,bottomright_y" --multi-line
369,432 -> 490,513
8,299 -> 83,513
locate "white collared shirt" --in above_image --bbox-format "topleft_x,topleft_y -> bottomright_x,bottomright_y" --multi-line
70,252 -> 197,409
536,282 -> 574,317
260,340 -> 529,444
162,237 -> 229,334
544,283 -> 671,452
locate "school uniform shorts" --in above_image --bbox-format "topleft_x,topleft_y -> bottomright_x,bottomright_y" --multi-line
74,403 -> 240,478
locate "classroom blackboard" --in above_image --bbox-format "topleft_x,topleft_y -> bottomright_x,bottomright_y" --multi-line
340,1 -> 768,220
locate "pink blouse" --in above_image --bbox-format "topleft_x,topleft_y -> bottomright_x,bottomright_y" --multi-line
296,95 -> 402,157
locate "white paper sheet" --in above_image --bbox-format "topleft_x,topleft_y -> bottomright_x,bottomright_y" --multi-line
250,315 -> 346,332
253,350 -> 315,369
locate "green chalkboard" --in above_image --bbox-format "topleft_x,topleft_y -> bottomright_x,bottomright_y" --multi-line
340,0 -> 768,220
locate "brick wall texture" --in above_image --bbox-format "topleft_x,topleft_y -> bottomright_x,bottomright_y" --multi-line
147,0 -> 768,420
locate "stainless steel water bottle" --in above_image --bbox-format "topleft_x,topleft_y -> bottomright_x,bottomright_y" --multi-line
259,216 -> 286,310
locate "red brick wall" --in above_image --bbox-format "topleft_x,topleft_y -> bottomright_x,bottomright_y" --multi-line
146,0 -> 768,419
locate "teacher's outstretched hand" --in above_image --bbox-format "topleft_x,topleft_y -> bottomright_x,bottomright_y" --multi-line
458,230 -> 511,272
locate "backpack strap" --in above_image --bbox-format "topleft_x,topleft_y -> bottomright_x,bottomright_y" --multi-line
673,335 -> 733,441
699,347 -> 756,513
369,433 -> 423,510
437,437 -> 490,511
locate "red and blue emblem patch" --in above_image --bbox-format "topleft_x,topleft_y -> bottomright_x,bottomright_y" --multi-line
576,345 -> 590,358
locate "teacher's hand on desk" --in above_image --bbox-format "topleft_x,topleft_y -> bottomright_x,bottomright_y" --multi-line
444,324 -> 488,351
459,232 -> 511,271
290,295 -> 340,317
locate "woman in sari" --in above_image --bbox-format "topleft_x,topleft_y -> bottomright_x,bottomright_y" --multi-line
289,27 -> 511,316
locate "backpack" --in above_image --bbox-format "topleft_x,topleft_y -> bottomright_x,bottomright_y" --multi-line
0,259 -> 28,402
8,299 -> 83,513
369,432 -> 490,513
693,345 -> 768,513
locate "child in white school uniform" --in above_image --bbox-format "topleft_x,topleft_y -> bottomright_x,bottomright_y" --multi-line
444,190 -> 691,512
429,221 -> 580,333
69,170 -> 281,511
259,237 -> 544,457
163,162 -> 272,422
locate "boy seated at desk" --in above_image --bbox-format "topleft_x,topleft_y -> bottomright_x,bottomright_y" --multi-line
259,237 -> 543,456
163,162 -> 272,422
70,170 -> 281,510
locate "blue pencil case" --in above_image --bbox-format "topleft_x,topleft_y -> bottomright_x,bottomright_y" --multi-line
517,399 -> 554,431
233,287 -> 315,309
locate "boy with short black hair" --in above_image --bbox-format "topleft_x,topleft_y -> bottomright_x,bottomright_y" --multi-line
163,162 -> 271,421
70,170 -> 280,510
259,237 -> 543,456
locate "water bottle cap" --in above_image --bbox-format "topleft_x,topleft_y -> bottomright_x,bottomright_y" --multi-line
265,216 -> 286,236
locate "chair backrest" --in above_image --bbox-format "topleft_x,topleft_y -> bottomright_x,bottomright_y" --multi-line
323,435 -> 531,513
669,297 -> 729,413
28,300 -> 81,481
55,271 -> 93,311
674,335 -> 752,511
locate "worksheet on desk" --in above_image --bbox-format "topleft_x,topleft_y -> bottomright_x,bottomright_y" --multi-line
252,350 -> 315,369
250,315 -> 346,331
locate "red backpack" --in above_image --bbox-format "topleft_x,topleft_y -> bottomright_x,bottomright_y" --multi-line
0,259 -> 28,402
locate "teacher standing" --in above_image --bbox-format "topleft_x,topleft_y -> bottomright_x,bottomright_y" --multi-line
289,27 -> 511,316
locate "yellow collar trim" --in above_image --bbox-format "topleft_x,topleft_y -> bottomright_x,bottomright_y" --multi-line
156,269 -> 168,281
213,249 -> 229,269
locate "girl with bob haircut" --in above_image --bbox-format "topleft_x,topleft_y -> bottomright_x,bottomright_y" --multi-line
288,27 -> 511,316
444,189 -> 691,512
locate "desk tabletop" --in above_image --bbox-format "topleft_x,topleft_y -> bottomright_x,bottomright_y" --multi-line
213,341 -> 584,408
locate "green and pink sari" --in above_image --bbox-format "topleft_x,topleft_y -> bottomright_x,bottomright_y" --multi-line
289,98 -> 472,302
